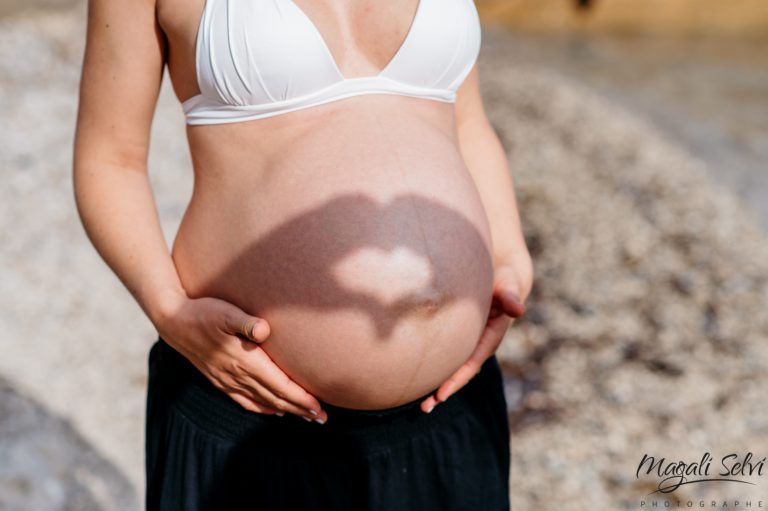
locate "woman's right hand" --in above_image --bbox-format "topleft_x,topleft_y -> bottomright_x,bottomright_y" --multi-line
154,294 -> 327,423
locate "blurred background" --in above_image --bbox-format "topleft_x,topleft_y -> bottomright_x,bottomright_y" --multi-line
1,0 -> 767,509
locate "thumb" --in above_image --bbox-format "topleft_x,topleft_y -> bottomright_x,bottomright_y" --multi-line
494,287 -> 526,318
226,308 -> 271,343
492,265 -> 527,318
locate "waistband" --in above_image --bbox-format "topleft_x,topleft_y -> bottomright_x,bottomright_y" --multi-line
150,336 -> 501,448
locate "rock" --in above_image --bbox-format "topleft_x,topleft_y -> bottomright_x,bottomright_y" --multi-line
0,377 -> 138,511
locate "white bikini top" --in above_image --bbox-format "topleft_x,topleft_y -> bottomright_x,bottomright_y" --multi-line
182,0 -> 482,125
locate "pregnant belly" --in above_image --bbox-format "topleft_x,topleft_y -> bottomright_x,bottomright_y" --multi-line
173,108 -> 495,409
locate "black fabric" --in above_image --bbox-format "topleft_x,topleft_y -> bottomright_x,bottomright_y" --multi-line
145,336 -> 511,511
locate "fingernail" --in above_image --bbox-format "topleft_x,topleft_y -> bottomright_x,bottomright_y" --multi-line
309,409 -> 318,416
314,417 -> 326,425
276,411 -> 285,417
302,416 -> 312,422
426,405 -> 435,413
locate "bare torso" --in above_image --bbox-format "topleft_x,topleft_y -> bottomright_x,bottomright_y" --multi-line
157,0 -> 495,409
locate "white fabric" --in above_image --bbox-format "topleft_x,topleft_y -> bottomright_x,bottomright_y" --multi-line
182,0 -> 482,125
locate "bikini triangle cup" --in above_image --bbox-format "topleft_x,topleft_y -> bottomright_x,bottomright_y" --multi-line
182,0 -> 482,125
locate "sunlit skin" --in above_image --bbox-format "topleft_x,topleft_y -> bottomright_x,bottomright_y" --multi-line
73,0 -> 533,423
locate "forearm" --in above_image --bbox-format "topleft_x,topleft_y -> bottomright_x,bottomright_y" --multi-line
457,117 -> 533,302
73,160 -> 187,326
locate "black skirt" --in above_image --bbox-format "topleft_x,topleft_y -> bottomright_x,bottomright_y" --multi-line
145,337 -> 511,511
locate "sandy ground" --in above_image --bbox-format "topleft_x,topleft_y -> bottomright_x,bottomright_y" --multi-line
0,0 -> 79,18
483,31 -> 768,231
2,3 -> 768,510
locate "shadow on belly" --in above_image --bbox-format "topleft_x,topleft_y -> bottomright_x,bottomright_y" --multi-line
199,192 -> 494,339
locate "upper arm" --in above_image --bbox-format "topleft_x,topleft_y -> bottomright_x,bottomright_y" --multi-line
74,0 -> 167,171
454,63 -> 490,131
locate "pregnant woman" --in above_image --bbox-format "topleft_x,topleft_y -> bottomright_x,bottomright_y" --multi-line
73,0 -> 533,509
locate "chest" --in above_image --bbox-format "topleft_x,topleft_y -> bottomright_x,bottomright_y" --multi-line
157,0 -> 425,79
156,0 -> 481,125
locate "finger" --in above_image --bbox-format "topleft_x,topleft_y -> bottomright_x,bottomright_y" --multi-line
434,314 -> 509,403
492,266 -> 527,318
488,302 -> 504,320
235,349 -> 327,422
420,394 -> 439,413
233,376 -> 322,421
222,308 -> 271,343
494,288 -> 526,318
229,391 -> 284,416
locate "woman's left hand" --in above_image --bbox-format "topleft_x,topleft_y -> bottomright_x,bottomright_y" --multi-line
420,265 -> 527,413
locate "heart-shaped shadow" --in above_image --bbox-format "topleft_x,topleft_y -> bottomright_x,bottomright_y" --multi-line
194,192 -> 494,338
